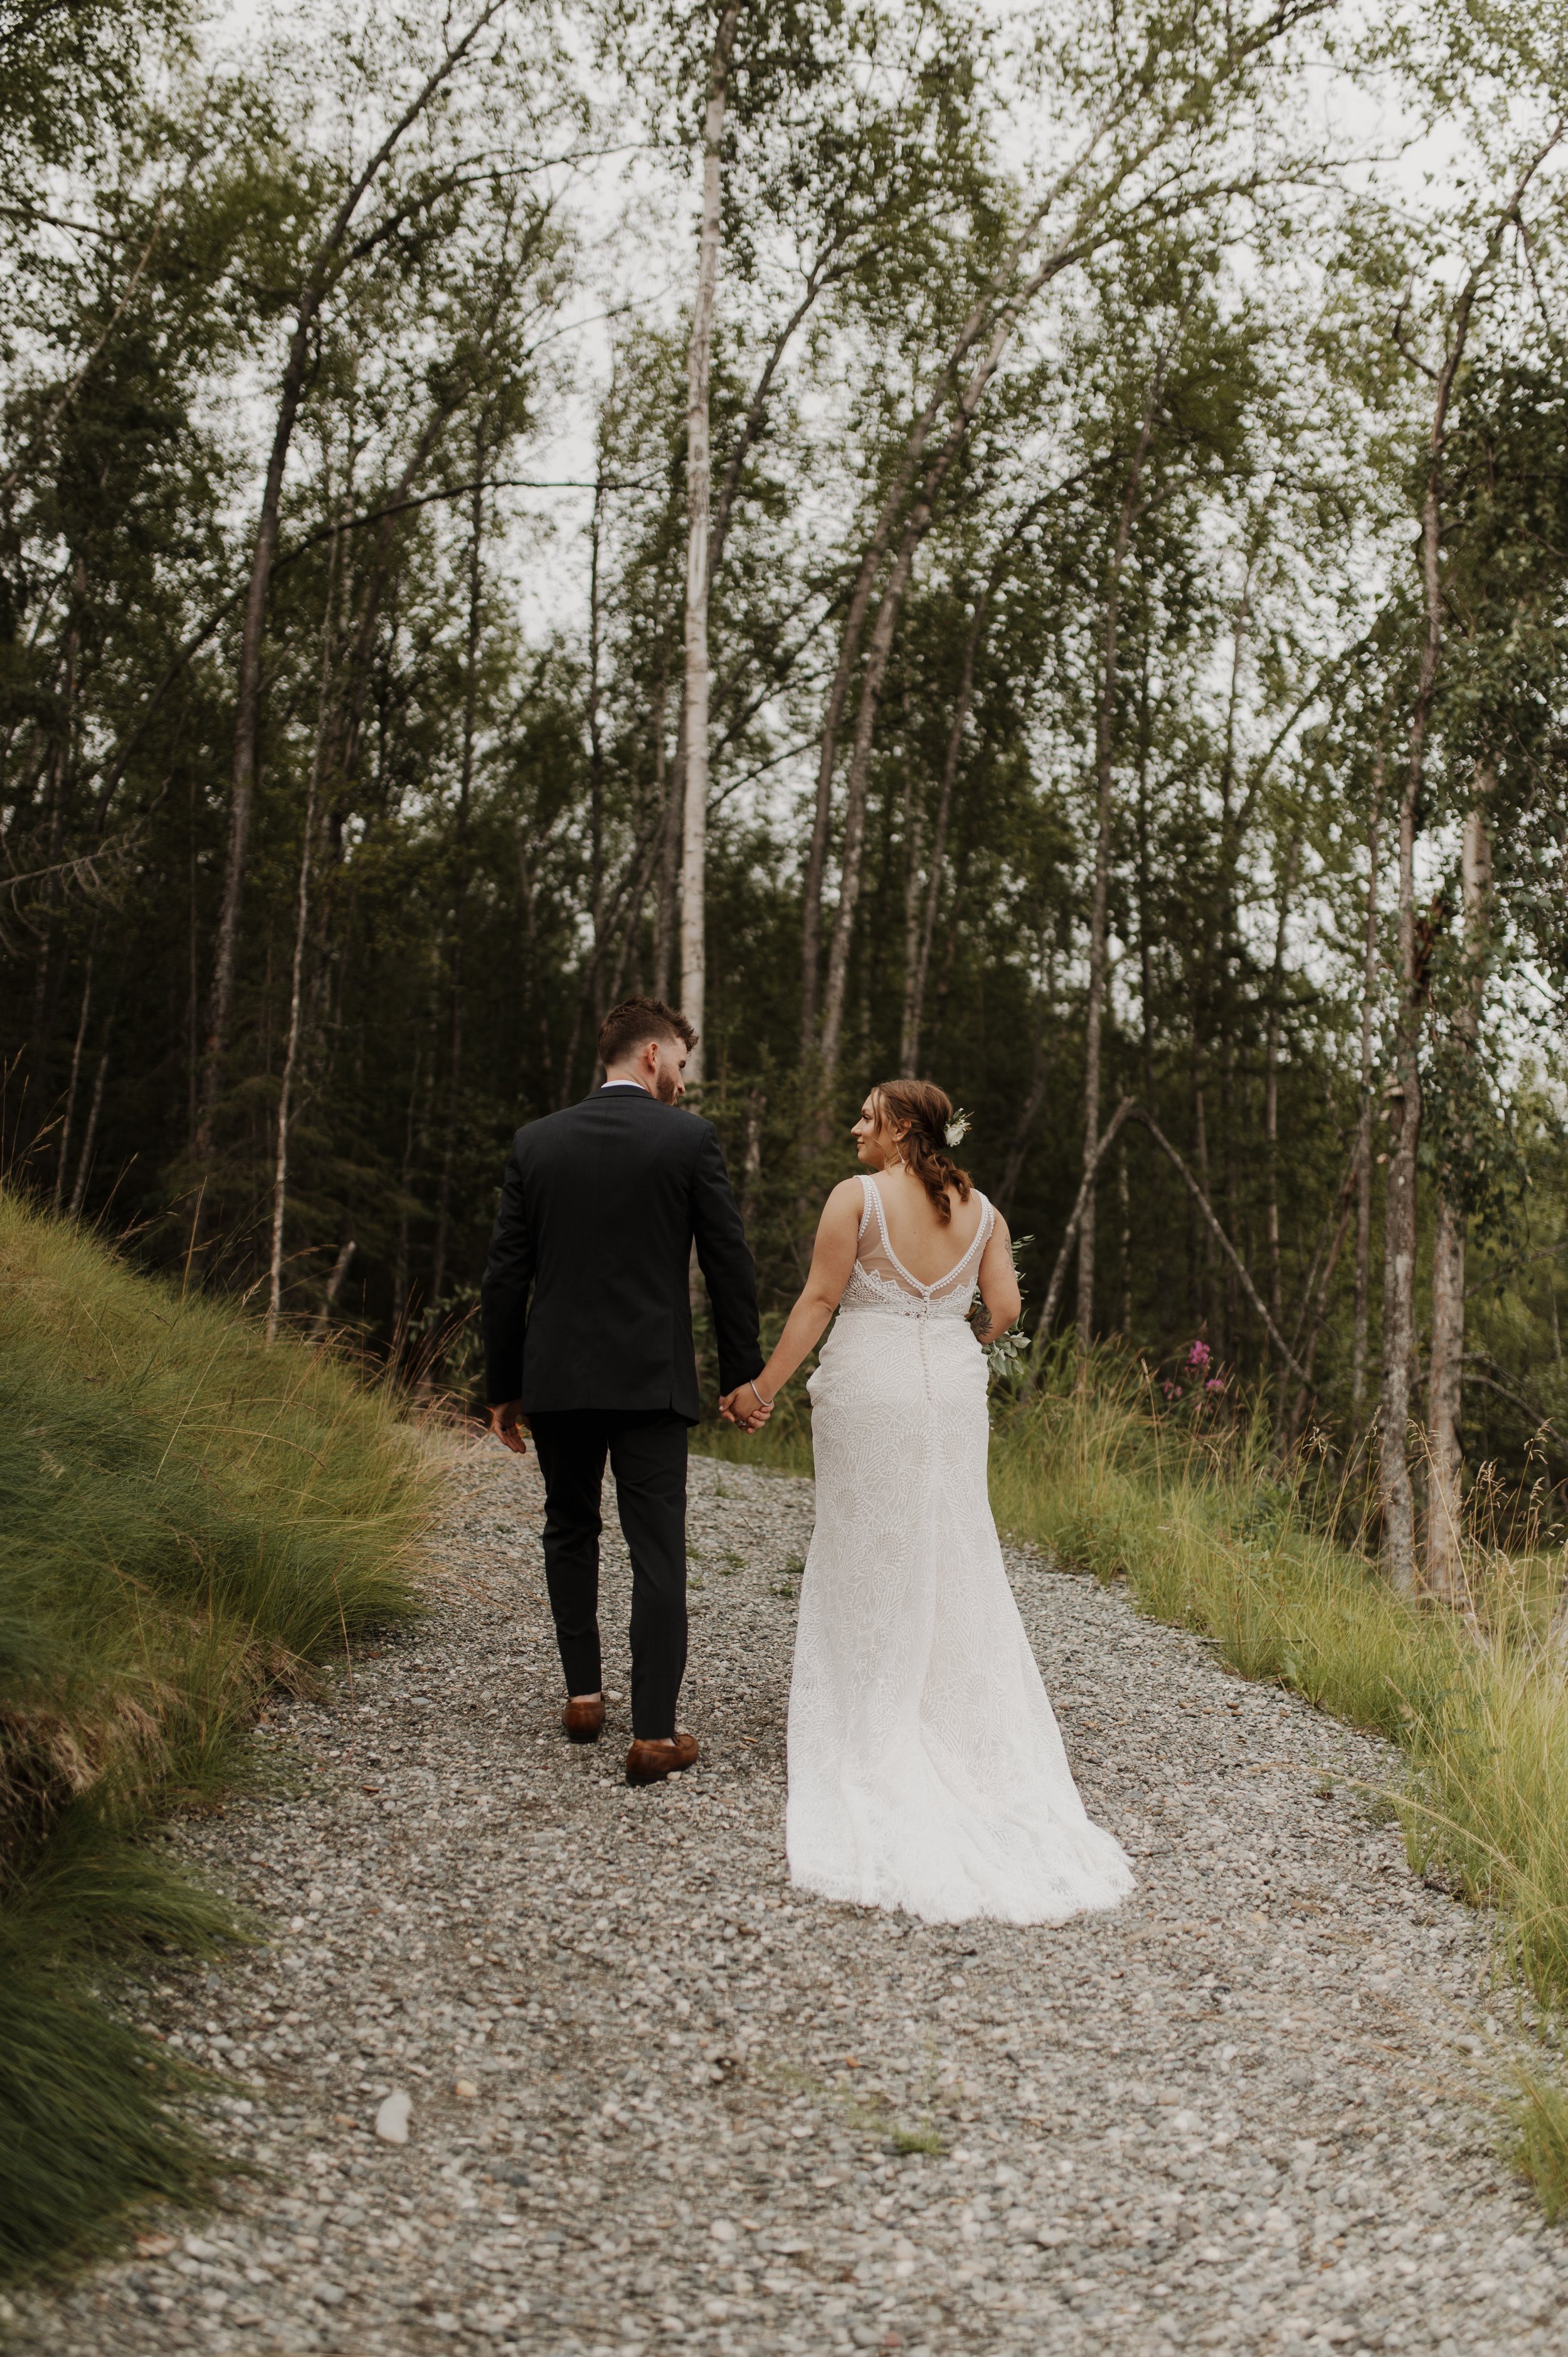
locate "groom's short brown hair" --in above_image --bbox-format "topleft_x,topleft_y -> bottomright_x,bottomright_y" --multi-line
597,996 -> 697,1070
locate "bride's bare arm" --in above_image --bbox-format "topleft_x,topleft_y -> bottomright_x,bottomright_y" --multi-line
747,1179 -> 864,1406
972,1211 -> 1022,1344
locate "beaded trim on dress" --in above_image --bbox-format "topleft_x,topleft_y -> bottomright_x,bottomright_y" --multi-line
839,1173 -> 995,1320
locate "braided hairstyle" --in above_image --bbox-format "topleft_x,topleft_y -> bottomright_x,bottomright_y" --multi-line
872,1078 -> 972,1224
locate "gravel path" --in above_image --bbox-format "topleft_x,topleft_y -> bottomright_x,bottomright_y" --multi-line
7,1443 -> 1565,2357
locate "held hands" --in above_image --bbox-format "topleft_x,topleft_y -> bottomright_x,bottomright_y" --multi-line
719,1379 -> 774,1435
488,1400 -> 529,1456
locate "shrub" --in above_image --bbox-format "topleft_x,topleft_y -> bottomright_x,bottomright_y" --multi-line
0,1191 -> 435,2272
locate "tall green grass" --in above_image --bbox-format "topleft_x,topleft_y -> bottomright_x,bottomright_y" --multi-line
990,1349 -> 1568,2207
0,1190 -> 435,2274
988,1354 -> 1568,1998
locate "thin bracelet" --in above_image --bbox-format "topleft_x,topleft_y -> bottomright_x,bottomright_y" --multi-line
748,1378 -> 775,1408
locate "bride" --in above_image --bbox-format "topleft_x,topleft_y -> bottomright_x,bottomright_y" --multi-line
726,1078 -> 1133,1926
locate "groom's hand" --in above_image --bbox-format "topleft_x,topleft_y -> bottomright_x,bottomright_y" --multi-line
489,1400 -> 529,1456
720,1383 -> 772,1433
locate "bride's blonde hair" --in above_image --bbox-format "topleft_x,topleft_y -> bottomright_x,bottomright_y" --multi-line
872,1078 -> 972,1225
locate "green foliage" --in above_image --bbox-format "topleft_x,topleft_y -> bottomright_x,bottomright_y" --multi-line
1,0 -> 1562,1496
0,1190 -> 434,2272
992,1354 -> 1470,1745
1510,2067 -> 1568,2223
990,1348 -> 1568,2213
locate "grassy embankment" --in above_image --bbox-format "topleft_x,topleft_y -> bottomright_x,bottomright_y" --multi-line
0,1191 -> 435,2276
702,1348 -> 1568,2211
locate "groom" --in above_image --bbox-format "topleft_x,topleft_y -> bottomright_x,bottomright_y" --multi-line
481,998 -> 768,1785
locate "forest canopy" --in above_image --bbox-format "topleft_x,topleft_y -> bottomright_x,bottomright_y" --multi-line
3,0 -> 1567,1592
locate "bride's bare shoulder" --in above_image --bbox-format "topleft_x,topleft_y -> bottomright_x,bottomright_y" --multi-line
808,1176 -> 866,1267
815,1175 -> 866,1229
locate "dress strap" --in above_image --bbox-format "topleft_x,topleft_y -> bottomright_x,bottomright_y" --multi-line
857,1173 -> 874,1240
866,1174 -> 896,1257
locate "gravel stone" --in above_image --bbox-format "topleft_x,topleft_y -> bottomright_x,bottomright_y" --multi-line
6,1442 -> 1565,2356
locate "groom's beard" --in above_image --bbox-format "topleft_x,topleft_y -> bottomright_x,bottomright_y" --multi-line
653,1070 -> 682,1104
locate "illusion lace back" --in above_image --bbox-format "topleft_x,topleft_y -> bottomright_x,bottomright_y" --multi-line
786,1174 -> 1135,1925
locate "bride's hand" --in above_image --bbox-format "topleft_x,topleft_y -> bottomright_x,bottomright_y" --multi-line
720,1380 -> 773,1432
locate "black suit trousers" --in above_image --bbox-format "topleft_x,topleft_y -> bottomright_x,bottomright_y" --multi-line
527,1410 -> 689,1741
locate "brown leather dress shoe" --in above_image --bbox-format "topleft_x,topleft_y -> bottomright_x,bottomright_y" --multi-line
625,1732 -> 699,1785
561,1695 -> 605,1743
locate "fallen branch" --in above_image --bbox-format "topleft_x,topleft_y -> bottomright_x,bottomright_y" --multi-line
1025,1096 -> 1136,1373
1024,1100 -> 1311,1391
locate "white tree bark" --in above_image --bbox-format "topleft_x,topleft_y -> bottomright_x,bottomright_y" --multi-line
1351,801 -> 1380,1413
67,1046 -> 109,1217
266,515 -> 345,1343
53,954 -> 92,1209
679,3 -> 741,1087
1379,725 -> 1424,1592
1424,795 -> 1493,1601
1076,366 -> 1168,1351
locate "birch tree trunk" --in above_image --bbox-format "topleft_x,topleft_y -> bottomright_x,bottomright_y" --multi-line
678,1 -> 740,1086
267,514 -> 344,1343
740,1090 -> 764,1230
53,953 -> 92,1208
1351,802 -> 1380,1414
66,1046 -> 109,1218
1425,1212 -> 1466,1599
311,1239 -> 358,1339
1380,135 -> 1559,1586
1424,795 -> 1493,1601
997,949 -> 1058,1215
431,463 -> 486,1299
1281,1146 -> 1359,1450
391,1043 -> 423,1343
818,519 -> 920,1075
1263,826 -> 1303,1406
1077,384 -> 1163,1352
265,782 -> 321,1343
1379,698 -> 1426,1592
902,577 -> 990,1070
897,761 -> 924,1063
651,668 -> 677,1001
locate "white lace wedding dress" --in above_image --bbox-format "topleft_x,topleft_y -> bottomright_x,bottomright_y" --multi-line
785,1174 -> 1135,1925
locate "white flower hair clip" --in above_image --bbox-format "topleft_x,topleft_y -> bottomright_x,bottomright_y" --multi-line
945,1110 -> 972,1147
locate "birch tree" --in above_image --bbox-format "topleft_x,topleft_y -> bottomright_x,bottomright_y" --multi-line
677,1 -> 739,1088
194,0 -> 513,1164
1377,142 -> 1559,1590
798,0 -> 1333,1083
1424,795 -> 1491,1597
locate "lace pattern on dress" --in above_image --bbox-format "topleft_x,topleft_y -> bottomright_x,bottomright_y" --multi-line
787,1172 -> 1135,1925
839,1173 -> 995,1319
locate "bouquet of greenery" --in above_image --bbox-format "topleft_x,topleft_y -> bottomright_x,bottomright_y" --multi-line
973,1233 -> 1031,1383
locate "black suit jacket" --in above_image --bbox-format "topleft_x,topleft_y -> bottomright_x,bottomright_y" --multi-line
480,1086 -> 764,1418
